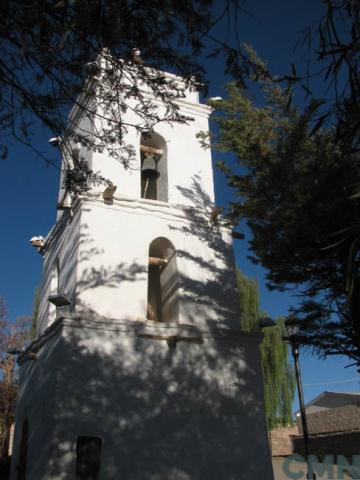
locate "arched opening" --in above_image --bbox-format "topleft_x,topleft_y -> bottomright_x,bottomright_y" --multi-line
48,261 -> 59,326
140,132 -> 168,202
147,238 -> 179,323
17,418 -> 29,480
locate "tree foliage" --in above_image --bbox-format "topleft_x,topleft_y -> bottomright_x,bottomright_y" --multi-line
237,270 -> 260,331
295,0 -> 360,152
0,298 -> 31,470
237,271 -> 295,429
0,1 -> 204,162
261,320 -> 295,430
0,0 -> 255,184
199,1 -> 360,368
206,65 -> 360,367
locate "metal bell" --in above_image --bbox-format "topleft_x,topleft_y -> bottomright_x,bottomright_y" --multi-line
141,154 -> 160,180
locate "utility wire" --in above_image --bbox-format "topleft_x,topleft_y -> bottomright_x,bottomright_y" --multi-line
303,378 -> 360,387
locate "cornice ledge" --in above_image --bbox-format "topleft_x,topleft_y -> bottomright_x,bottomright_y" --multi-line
20,315 -> 262,362
82,193 -> 212,223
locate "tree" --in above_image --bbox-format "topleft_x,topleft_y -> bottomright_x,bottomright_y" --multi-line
203,65 -> 360,367
198,2 -> 360,368
291,0 -> 360,153
0,1 -> 204,164
0,298 -> 31,475
237,271 -> 295,429
261,320 -> 295,430
237,270 -> 260,332
0,0 -> 256,190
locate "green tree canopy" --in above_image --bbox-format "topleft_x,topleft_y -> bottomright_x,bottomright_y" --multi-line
237,271 -> 295,429
260,320 -> 295,429
237,271 -> 260,331
205,64 -> 360,367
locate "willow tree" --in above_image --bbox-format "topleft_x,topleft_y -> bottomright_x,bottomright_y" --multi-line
237,271 -> 260,331
260,320 -> 295,429
237,271 -> 295,429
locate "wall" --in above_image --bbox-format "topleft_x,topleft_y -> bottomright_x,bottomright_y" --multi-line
270,426 -> 298,456
11,317 -> 274,480
75,197 -> 240,331
10,326 -> 64,480
37,207 -> 80,334
293,431 -> 360,459
91,82 -> 214,208
19,64 -> 273,480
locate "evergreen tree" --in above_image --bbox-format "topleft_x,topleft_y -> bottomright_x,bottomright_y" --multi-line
201,60 -> 360,367
237,271 -> 295,429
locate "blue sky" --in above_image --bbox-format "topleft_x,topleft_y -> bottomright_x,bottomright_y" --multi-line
0,0 -> 359,410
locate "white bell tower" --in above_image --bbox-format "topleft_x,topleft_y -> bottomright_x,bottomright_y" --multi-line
10,66 -> 274,480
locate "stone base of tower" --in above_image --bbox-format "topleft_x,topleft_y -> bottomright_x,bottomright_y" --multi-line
10,314 -> 273,480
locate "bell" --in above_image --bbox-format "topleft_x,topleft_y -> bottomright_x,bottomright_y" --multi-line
141,154 -> 160,180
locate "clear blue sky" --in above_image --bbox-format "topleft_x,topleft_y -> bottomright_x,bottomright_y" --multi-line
0,0 -> 358,411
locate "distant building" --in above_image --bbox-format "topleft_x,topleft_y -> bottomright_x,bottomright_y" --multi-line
293,391 -> 360,458
296,391 -> 360,416
270,392 -> 360,479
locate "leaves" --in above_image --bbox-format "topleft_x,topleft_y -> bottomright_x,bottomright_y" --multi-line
309,113 -> 330,136
0,297 -> 31,459
0,0 -> 257,175
210,60 -> 360,367
237,271 -> 295,429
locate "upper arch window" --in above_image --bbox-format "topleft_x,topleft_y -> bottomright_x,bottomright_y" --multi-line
147,238 -> 179,323
140,132 -> 168,202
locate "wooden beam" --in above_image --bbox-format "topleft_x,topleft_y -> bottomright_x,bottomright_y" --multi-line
137,333 -> 204,345
103,183 -> 117,201
140,144 -> 163,155
149,256 -> 167,267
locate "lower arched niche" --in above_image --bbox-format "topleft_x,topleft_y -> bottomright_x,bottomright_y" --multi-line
147,237 -> 179,323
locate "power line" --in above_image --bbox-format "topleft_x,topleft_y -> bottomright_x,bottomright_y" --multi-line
303,378 -> 360,387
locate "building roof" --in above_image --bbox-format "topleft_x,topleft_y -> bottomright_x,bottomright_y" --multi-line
306,391 -> 360,407
295,391 -> 360,416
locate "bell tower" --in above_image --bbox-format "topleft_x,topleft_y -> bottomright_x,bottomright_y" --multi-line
10,66 -> 274,480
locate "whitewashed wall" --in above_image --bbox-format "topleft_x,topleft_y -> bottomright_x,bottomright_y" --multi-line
37,196 -> 240,334
11,318 -> 273,480
11,66 -> 273,480
91,96 -> 214,207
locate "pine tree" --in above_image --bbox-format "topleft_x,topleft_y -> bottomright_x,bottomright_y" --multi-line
237,271 -> 295,429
